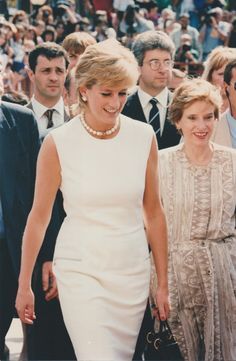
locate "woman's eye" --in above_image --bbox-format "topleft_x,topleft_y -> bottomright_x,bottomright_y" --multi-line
119,92 -> 127,97
101,93 -> 110,96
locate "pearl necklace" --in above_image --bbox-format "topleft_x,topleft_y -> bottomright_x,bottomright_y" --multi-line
80,112 -> 120,137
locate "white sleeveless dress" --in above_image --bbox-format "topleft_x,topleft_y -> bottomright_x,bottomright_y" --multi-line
51,114 -> 153,360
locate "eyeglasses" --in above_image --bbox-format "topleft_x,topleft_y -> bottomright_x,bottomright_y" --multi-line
143,59 -> 174,71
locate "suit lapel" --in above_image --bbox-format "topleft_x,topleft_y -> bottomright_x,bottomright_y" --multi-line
0,106 -> 18,209
161,91 -> 172,136
133,92 -> 146,123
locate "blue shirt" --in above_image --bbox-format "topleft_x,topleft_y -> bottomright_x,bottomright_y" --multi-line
226,110 -> 236,149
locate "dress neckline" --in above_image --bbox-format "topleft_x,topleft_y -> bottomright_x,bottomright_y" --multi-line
78,114 -> 123,143
176,143 -> 218,170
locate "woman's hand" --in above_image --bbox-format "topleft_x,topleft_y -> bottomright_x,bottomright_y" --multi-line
156,286 -> 170,320
15,287 -> 36,324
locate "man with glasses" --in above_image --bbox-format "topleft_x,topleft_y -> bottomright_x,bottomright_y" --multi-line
122,30 -> 181,150
213,59 -> 236,147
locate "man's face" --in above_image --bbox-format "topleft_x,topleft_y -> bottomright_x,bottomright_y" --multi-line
225,68 -> 236,107
28,55 -> 67,103
139,49 -> 173,96
179,16 -> 189,29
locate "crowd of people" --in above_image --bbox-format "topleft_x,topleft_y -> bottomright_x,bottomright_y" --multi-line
0,1 -> 236,361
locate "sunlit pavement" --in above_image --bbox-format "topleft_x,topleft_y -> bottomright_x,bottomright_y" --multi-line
5,319 -> 23,361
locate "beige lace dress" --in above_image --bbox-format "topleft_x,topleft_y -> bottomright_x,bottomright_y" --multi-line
151,143 -> 236,361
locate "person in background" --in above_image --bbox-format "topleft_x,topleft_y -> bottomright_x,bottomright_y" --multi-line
62,32 -> 97,117
63,68 -> 79,118
62,31 -> 96,71
199,7 -> 229,61
119,4 -> 154,36
25,42 -> 76,361
226,16 -> 236,48
16,38 -> 169,361
168,67 -> 187,92
213,59 -> 236,148
175,33 -> 199,65
151,78 -> 236,361
202,46 -> 236,113
170,13 -> 200,57
41,26 -> 56,43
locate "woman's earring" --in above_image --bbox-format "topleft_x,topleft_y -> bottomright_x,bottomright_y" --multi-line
81,95 -> 87,102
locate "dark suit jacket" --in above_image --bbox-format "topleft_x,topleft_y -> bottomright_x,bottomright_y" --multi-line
0,102 -> 40,276
26,101 -> 69,263
25,101 -> 76,360
122,90 -> 181,149
0,102 -> 40,356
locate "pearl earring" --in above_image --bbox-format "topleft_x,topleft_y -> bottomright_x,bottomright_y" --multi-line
81,95 -> 87,102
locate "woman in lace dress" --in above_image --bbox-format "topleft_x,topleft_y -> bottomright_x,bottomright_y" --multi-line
151,78 -> 236,361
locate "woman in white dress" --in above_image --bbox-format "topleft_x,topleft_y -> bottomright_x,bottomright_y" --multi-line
16,39 -> 169,360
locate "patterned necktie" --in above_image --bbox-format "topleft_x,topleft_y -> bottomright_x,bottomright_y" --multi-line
44,109 -> 55,129
149,98 -> 161,141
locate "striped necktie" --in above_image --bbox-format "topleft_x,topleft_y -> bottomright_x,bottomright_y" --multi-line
149,98 -> 161,141
44,109 -> 55,129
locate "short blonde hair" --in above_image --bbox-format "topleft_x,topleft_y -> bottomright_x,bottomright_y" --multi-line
202,46 -> 236,83
75,39 -> 139,109
169,78 -> 222,125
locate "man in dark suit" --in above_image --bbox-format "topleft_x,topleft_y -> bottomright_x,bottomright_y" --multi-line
122,30 -> 181,150
24,42 -> 75,360
122,31 -> 181,360
0,74 -> 40,360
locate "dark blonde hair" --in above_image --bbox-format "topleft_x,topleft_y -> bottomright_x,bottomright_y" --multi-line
202,46 -> 236,83
62,32 -> 96,55
75,39 -> 139,109
169,78 -> 222,125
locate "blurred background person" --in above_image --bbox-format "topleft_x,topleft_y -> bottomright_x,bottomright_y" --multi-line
175,33 -> 199,66
199,7 -> 230,61
170,13 -> 201,59
168,67 -> 187,92
213,59 -> 236,148
202,46 -> 236,113
62,31 -> 96,71
226,16 -> 236,48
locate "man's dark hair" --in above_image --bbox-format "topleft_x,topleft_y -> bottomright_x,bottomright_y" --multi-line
28,42 -> 69,73
224,59 -> 236,85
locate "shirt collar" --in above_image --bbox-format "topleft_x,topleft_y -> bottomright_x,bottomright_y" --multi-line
31,96 -> 64,119
138,87 -> 169,109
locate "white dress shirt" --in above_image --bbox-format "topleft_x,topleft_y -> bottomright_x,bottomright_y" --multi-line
31,96 -> 65,139
137,87 -> 169,135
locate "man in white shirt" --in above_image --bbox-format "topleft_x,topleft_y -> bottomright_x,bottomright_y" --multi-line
27,42 -> 70,140
122,30 -> 181,150
25,42 -> 75,361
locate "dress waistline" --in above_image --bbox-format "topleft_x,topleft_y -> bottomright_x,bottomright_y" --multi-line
169,236 -> 233,251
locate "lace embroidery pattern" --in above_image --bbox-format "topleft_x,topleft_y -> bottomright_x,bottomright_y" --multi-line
151,145 -> 236,361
